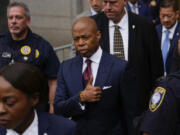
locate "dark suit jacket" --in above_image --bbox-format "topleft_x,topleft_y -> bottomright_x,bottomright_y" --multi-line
156,23 -> 180,74
92,12 -> 164,111
126,1 -> 152,20
0,112 -> 76,135
54,51 -> 139,135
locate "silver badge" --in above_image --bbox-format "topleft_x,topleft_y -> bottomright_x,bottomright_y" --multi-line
2,52 -> 11,58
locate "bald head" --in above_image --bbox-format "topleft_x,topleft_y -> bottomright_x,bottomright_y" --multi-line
72,17 -> 98,34
72,17 -> 101,58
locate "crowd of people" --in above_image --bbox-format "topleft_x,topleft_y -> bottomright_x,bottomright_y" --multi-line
0,0 -> 179,135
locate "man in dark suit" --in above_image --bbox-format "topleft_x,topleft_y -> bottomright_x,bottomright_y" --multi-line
54,17 -> 138,135
92,0 -> 164,112
156,0 -> 180,74
126,0 -> 152,21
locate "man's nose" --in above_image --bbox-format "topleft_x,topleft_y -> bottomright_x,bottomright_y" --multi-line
0,103 -> 7,116
92,0 -> 97,5
105,3 -> 111,10
78,38 -> 85,45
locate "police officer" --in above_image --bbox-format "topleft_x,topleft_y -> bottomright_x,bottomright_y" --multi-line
0,1 -> 60,113
140,73 -> 180,135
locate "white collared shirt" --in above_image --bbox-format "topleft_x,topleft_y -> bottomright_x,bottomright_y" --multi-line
161,21 -> 178,50
90,8 -> 98,16
82,47 -> 102,86
7,110 -> 38,135
128,1 -> 139,14
109,8 -> 129,61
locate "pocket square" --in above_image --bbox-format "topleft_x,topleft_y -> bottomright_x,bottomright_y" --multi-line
102,86 -> 112,90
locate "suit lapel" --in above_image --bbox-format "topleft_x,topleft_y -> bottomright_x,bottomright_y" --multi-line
95,52 -> 114,87
157,25 -> 162,41
71,55 -> 84,91
128,12 -> 137,62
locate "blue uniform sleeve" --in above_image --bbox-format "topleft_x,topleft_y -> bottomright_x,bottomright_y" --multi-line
140,85 -> 178,135
42,41 -> 60,79
54,62 -> 86,117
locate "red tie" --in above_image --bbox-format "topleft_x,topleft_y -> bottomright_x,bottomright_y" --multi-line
83,59 -> 92,87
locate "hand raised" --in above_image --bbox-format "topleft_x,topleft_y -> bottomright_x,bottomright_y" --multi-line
81,76 -> 102,102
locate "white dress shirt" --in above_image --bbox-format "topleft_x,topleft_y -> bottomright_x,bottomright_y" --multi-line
7,110 -> 38,135
128,1 -> 139,14
90,8 -> 98,16
161,21 -> 178,50
82,47 -> 102,86
109,8 -> 129,61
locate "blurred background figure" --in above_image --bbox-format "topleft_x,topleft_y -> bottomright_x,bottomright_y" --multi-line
156,0 -> 180,75
148,0 -> 160,24
75,0 -> 103,20
0,63 -> 76,135
126,0 -> 152,21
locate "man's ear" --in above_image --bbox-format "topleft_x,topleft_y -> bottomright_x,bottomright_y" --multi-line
26,17 -> 31,27
97,30 -> 101,41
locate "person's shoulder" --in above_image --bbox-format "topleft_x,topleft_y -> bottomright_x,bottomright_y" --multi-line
165,72 -> 180,92
91,12 -> 108,23
102,51 -> 127,68
0,32 -> 8,40
31,32 -> 51,45
128,11 -> 152,25
47,112 -> 76,126
61,55 -> 81,67
156,23 -> 162,30
38,112 -> 76,134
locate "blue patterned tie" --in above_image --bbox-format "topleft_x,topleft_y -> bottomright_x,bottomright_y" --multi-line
162,30 -> 170,72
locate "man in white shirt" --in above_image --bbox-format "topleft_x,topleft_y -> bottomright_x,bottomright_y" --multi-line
92,0 -> 164,113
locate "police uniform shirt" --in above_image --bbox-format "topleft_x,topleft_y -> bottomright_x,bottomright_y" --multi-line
140,73 -> 180,135
7,110 -> 38,135
0,29 -> 60,79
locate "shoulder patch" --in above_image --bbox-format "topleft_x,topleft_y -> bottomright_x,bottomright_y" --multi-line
149,87 -> 166,112
35,49 -> 40,58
